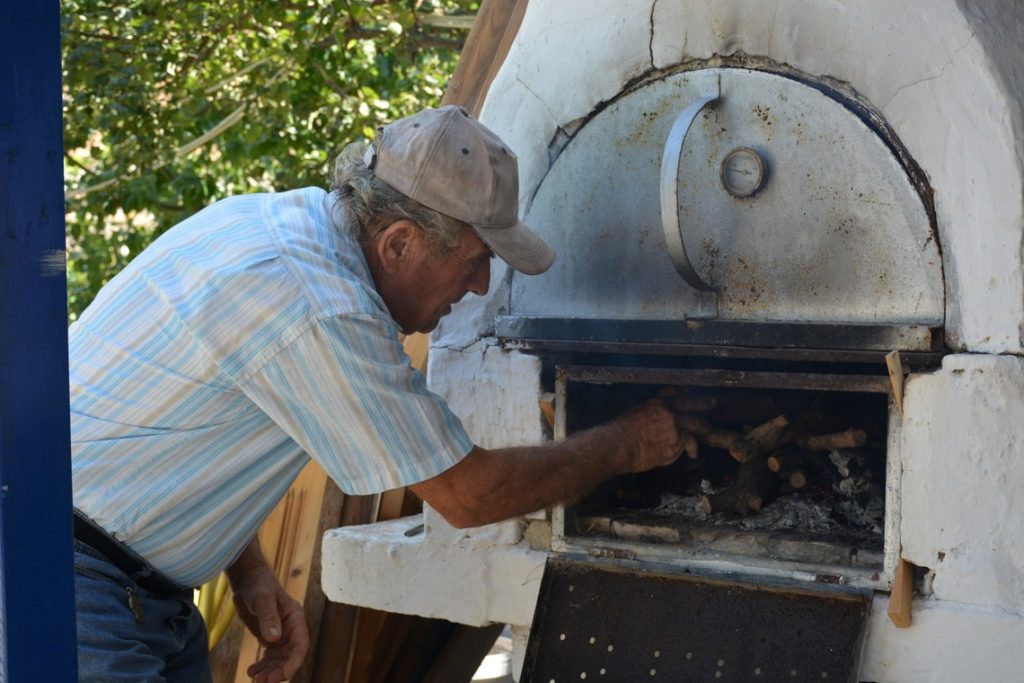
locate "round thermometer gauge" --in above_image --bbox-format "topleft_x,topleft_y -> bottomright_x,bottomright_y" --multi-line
720,147 -> 767,198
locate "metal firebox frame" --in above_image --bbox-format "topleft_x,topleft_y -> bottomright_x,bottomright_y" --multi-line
550,364 -> 901,592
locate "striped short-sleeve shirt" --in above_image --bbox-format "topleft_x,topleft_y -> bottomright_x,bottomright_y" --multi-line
69,187 -> 473,586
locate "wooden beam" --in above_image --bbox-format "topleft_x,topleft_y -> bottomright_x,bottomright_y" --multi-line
442,0 -> 530,116
888,557 -> 915,628
885,350 -> 906,419
308,495 -> 380,683
422,624 -> 506,683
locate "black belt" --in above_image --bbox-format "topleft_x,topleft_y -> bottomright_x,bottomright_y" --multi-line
73,510 -> 191,596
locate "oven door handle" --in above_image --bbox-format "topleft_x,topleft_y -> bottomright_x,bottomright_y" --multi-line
660,91 -> 720,292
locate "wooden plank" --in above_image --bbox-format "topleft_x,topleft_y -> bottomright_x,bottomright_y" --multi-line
402,333 -> 431,374
233,462 -> 336,683
289,478 -> 344,683
309,493 -> 380,683
421,623 -> 506,683
378,487 -> 413,522
888,556 -> 915,628
347,608 -> 392,681
885,350 -> 906,418
442,0 -> 530,116
372,617 -> 454,683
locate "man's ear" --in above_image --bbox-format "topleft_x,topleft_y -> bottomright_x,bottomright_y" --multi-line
373,220 -> 421,273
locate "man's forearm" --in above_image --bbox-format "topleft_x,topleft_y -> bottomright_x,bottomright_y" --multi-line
434,423 -> 632,527
412,403 -> 683,528
227,537 -> 271,586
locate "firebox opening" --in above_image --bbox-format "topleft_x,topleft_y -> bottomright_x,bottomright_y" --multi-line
563,374 -> 889,572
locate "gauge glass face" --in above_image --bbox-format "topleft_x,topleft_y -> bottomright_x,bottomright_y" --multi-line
720,147 -> 765,198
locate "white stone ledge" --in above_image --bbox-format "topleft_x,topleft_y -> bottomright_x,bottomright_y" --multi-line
321,516 -> 547,628
321,522 -> 1024,683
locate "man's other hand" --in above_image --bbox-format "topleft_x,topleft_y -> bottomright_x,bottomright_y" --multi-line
228,541 -> 310,683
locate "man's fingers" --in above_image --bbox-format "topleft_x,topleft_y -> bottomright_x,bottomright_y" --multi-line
246,591 -> 283,643
247,656 -> 286,683
281,601 -> 310,676
683,433 -> 699,460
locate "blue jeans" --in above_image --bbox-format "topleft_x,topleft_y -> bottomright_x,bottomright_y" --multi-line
74,540 -> 213,683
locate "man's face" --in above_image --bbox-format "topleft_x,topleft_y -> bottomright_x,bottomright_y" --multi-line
383,225 -> 493,334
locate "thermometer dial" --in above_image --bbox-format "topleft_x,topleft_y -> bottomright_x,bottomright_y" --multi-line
720,147 -> 767,198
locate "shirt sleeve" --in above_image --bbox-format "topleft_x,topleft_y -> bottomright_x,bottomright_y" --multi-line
238,313 -> 474,494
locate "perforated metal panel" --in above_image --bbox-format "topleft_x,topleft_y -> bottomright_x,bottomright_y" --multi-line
523,559 -> 871,683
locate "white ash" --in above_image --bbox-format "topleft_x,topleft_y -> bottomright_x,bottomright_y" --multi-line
738,495 -> 839,532
654,492 -> 845,532
836,476 -> 870,498
651,473 -> 883,534
829,449 -> 855,477
654,493 -> 709,521
834,487 -> 885,534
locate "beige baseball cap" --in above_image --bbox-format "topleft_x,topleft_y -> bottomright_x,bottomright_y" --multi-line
363,105 -> 555,275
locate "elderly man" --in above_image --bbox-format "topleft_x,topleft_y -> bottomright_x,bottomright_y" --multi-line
69,106 -> 686,682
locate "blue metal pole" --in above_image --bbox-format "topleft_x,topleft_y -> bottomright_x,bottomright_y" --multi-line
0,0 -> 79,679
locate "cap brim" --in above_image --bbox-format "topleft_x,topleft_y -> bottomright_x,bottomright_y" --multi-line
471,220 -> 555,275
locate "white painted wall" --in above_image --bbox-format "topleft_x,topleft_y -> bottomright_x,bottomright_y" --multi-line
899,355 -> 1024,609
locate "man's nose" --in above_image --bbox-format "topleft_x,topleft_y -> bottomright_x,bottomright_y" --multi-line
467,258 -> 490,296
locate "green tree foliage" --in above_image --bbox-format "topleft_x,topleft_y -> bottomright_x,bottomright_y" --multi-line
63,0 -> 477,320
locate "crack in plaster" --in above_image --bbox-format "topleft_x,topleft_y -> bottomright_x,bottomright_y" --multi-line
511,73 -> 558,215
648,0 -> 657,65
512,73 -> 550,119
879,34 -> 976,111
433,337 -> 495,354
1020,231 -> 1024,349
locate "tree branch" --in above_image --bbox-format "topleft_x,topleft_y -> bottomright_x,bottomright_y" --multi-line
65,151 -> 99,177
68,61 -> 296,201
407,34 -> 463,51
63,28 -> 124,42
312,63 -> 351,100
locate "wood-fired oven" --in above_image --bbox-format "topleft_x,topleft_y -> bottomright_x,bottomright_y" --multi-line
321,5 -> 1024,682
492,62 -> 943,598
486,64 -> 944,680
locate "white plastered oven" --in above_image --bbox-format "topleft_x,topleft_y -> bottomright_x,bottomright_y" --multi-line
322,3 -> 1024,681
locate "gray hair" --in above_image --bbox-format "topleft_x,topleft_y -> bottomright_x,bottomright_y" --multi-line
330,141 -> 467,253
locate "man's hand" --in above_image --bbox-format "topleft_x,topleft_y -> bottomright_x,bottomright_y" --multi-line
227,540 -> 310,683
614,401 -> 698,472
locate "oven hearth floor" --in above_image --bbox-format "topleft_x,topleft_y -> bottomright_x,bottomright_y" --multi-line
574,493 -> 883,569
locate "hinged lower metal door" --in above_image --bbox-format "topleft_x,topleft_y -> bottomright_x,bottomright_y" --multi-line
522,557 -> 871,683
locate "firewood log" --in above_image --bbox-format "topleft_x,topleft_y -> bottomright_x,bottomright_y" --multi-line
676,414 -> 742,452
701,490 -> 763,515
786,468 -> 808,490
703,450 -> 772,515
728,414 -> 790,463
766,445 -> 805,473
798,428 -> 867,452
